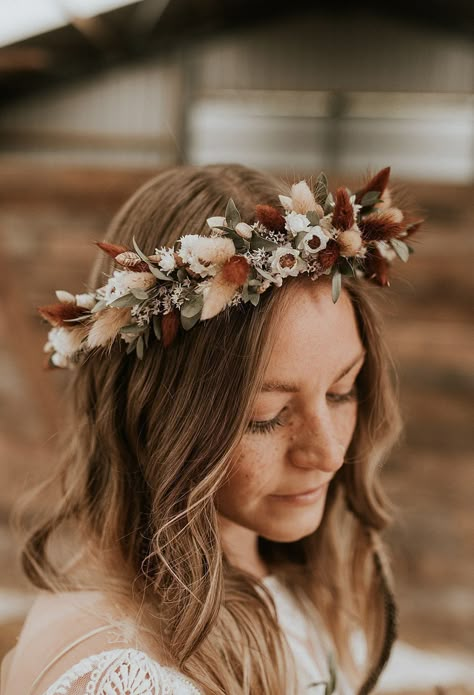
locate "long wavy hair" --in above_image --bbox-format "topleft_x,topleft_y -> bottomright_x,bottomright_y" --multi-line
21,164 -> 402,695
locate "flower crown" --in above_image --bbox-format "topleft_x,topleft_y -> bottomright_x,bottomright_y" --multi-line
39,167 -> 422,368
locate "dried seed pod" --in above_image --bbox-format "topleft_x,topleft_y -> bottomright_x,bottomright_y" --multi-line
115,251 -> 142,267
235,222 -> 253,240
147,254 -> 162,263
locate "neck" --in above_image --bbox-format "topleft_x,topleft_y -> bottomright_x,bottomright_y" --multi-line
217,514 -> 270,580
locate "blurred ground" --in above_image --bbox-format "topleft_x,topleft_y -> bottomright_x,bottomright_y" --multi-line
0,164 -> 472,691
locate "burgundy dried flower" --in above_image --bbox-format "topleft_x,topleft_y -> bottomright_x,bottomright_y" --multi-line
222,255 -> 250,285
38,302 -> 89,327
318,239 -> 340,270
161,309 -> 180,348
355,167 -> 391,204
364,249 -> 390,286
332,188 -> 354,231
359,211 -> 404,242
255,205 -> 286,233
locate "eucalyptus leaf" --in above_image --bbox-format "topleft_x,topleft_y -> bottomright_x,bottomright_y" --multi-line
181,294 -> 204,318
126,338 -> 137,354
241,284 -> 250,302
249,293 -> 260,306
331,269 -> 342,303
91,300 -> 106,313
131,288 -> 149,300
136,335 -> 144,360
108,294 -> 142,308
181,312 -> 201,331
360,190 -> 381,207
295,231 -> 308,249
143,326 -> 150,348
324,192 -> 334,214
225,198 -> 241,229
148,264 -> 175,282
152,315 -> 162,340
250,233 -> 278,252
306,210 -> 320,226
390,238 -> 410,262
132,236 -> 151,264
120,324 -> 144,334
176,267 -> 189,283
255,267 -> 275,283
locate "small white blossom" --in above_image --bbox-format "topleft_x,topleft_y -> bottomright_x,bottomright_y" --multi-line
285,211 -> 310,237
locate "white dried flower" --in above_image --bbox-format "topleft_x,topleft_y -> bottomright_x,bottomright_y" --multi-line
285,212 -> 310,237
178,235 -> 235,277
46,326 -> 85,357
270,247 -> 305,278
156,248 -> 177,273
55,290 -> 75,304
297,227 -> 329,255
235,222 -> 253,239
103,271 -> 156,303
206,216 -> 226,229
375,240 -> 397,261
75,293 -> 96,310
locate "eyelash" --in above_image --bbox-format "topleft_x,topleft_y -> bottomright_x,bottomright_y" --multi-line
247,388 -> 357,435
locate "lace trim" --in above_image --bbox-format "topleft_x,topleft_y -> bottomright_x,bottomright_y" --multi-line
42,648 -> 202,695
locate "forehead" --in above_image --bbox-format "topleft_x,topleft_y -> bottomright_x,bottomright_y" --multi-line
263,282 -> 363,387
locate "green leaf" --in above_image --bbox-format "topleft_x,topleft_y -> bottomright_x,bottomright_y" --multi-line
181,294 -> 204,318
295,230 -> 308,249
130,288 -> 149,300
132,236 -> 151,264
225,198 -> 241,229
324,192 -> 334,214
108,293 -> 142,308
120,324 -> 144,334
152,315 -> 161,340
360,190 -> 381,207
143,326 -> 150,348
126,338 -> 137,354
331,269 -> 342,303
249,293 -> 260,306
148,264 -> 175,282
314,172 -> 328,206
181,311 -> 201,330
390,238 -> 410,262
91,299 -> 106,313
250,233 -> 278,252
136,335 -> 144,360
306,210 -> 320,226
255,267 -> 275,283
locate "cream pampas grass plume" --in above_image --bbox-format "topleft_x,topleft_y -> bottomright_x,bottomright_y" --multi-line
290,181 -> 318,214
87,307 -> 131,348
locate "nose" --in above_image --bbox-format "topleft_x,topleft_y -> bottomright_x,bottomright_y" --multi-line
289,408 -> 346,474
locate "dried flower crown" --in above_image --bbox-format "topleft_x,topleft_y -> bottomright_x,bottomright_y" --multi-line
39,167 -> 422,368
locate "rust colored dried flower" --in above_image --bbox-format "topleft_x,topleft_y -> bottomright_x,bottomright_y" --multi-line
222,255 -> 250,285
161,309 -> 180,348
332,188 -> 354,231
355,167 -> 391,204
255,205 -> 286,233
38,302 -> 89,327
318,240 -> 340,270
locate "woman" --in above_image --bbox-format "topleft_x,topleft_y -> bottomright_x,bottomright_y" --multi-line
1,163 -> 422,694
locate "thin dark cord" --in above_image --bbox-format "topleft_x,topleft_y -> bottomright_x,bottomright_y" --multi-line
356,543 -> 398,695
344,495 -> 398,695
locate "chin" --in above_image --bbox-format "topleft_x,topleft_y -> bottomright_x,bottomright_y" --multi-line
261,514 -> 324,544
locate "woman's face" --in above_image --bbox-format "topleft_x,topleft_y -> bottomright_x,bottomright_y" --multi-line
215,280 -> 365,545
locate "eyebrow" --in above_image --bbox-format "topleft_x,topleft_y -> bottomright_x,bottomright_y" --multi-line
261,350 -> 366,393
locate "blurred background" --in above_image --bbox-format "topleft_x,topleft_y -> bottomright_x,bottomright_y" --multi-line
0,1 -> 472,692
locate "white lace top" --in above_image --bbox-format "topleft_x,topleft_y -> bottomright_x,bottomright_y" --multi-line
1,576 -> 355,695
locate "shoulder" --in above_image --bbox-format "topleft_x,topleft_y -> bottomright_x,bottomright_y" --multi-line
41,647 -> 202,695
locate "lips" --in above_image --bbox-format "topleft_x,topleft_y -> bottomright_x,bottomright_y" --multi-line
273,483 -> 328,497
